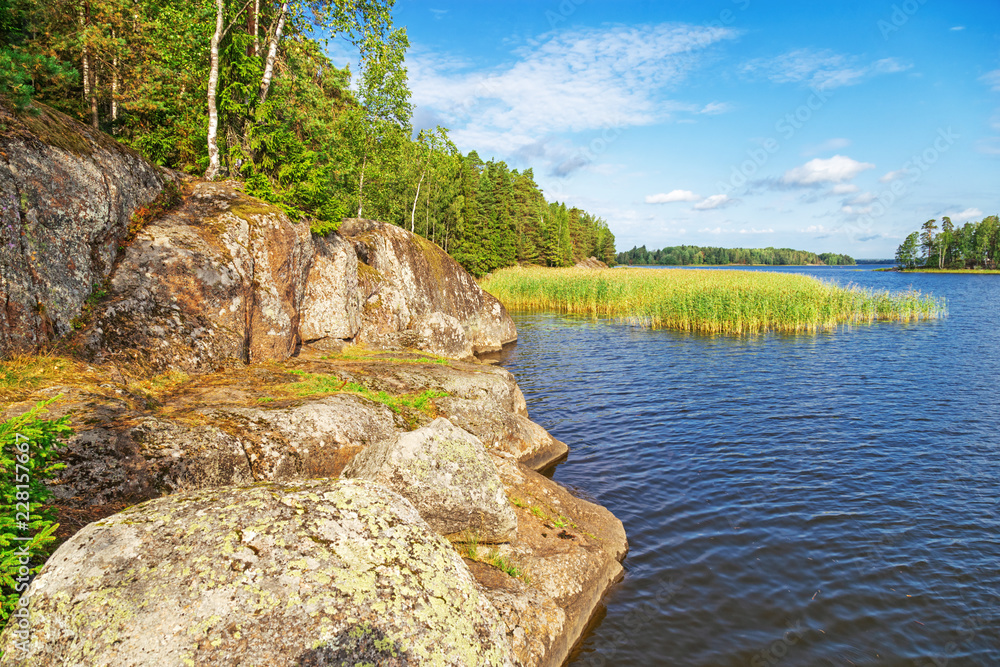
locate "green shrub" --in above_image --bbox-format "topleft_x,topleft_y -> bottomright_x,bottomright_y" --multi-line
0,398 -> 71,636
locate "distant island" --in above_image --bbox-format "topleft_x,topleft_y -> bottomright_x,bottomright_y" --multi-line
894,215 -> 999,271
616,245 -> 855,267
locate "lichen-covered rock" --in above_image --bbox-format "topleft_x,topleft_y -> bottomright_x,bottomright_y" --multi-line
300,231 -> 362,348
340,217 -> 517,355
0,101 -> 164,355
344,417 -> 518,542
204,394 -> 401,481
412,311 -> 474,359
477,459 -> 629,667
0,479 -> 516,666
85,181 -> 313,371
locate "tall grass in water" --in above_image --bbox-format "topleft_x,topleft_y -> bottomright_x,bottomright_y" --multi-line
481,267 -> 944,334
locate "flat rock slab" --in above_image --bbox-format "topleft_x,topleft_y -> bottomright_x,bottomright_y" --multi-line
0,479 -> 515,667
344,417 -> 518,542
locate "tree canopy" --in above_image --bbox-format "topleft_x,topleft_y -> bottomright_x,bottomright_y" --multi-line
896,214 -> 1000,270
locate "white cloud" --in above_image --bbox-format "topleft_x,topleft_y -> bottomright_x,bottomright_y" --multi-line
945,208 -> 984,223
430,8 -> 447,19
782,155 -> 875,186
739,228 -> 774,234
879,169 -> 908,183
646,190 -> 700,204
950,26 -> 965,31
409,23 -> 739,161
982,69 -> 1000,92
693,194 -> 735,210
803,225 -> 827,233
699,227 -> 727,235
841,205 -> 874,216
847,192 -> 876,206
831,183 -> 859,194
740,49 -> 910,91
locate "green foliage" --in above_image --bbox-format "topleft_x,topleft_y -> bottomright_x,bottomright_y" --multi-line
897,214 -> 1000,270
0,398 -> 72,634
0,0 -> 77,110
617,245 -> 854,267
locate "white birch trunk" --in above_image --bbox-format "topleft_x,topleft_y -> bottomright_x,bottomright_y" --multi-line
252,0 -> 260,56
357,151 -> 367,218
79,5 -> 93,125
410,171 -> 424,233
257,2 -> 288,104
205,0 -> 225,180
111,34 -> 118,121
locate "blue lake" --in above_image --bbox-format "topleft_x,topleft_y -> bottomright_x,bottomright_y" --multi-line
496,266 -> 1000,666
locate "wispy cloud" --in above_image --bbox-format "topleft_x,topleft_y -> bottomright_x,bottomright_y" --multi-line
700,102 -> 733,115
982,69 -> 1000,92
944,207 -> 983,222
740,49 -> 910,90
782,155 -> 875,186
694,194 -> 736,210
950,26 -> 965,31
646,190 -> 700,204
739,228 -> 774,234
409,23 -> 739,168
803,138 -> 851,156
879,169 -> 908,183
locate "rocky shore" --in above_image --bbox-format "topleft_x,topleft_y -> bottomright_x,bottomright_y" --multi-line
0,102 -> 626,666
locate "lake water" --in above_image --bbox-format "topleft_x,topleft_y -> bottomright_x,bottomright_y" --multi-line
495,265 -> 1000,667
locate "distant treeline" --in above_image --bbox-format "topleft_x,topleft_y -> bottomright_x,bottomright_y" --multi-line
895,215 -> 1000,270
616,245 -> 855,267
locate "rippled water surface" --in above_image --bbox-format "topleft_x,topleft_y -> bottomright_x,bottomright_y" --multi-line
495,266 -> 1000,667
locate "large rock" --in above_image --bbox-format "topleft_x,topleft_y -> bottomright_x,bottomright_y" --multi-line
340,217 -> 518,355
86,181 -> 314,371
341,357 -> 569,469
344,417 -> 518,542
0,479 -> 516,666
5,384 -> 401,509
299,232 -> 362,348
0,101 -> 164,354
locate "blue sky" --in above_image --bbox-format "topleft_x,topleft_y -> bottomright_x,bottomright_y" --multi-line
338,1 -> 1000,258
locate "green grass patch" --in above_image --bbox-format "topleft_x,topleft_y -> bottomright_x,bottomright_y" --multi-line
322,349 -> 453,366
481,266 -> 945,334
453,532 -> 530,584
280,370 -> 447,415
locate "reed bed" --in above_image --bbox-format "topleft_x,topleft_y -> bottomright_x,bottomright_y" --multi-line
481,266 -> 945,334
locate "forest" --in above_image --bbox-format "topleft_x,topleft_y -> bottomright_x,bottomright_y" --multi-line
894,215 -> 1000,270
616,245 -> 855,267
0,0 -> 615,275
